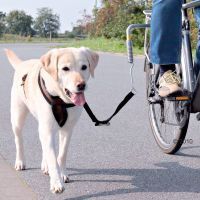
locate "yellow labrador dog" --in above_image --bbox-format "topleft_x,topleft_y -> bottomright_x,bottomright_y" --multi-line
5,47 -> 99,193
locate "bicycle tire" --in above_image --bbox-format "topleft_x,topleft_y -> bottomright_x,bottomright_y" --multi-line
145,58 -> 190,154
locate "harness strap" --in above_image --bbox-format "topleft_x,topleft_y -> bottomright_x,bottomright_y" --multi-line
38,70 -> 75,127
21,74 -> 28,97
84,91 -> 135,126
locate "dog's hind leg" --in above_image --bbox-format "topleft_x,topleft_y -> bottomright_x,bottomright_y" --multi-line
11,95 -> 28,171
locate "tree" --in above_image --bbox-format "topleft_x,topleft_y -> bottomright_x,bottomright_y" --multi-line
75,9 -> 93,36
34,7 -> 60,39
65,30 -> 75,38
0,12 -> 6,37
76,0 -> 145,47
6,10 -> 33,36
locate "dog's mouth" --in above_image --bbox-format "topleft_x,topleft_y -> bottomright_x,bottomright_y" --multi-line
65,88 -> 86,106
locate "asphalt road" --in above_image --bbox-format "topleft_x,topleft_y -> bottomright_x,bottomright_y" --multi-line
1,44 -> 200,200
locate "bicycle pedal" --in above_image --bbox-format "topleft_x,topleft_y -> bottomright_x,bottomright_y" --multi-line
167,95 -> 191,101
165,90 -> 191,101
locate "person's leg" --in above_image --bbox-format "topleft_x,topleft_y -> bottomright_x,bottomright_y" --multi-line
194,6 -> 200,77
150,0 -> 182,70
150,0 -> 183,97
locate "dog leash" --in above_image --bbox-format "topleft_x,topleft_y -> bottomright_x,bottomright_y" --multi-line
83,91 -> 135,126
83,62 -> 136,126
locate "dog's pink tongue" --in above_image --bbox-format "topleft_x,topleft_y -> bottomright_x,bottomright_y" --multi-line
71,92 -> 86,106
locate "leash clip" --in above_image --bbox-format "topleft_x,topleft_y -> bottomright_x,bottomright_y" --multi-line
95,122 -> 111,126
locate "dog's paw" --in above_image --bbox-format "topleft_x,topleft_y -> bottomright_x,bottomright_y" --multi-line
15,160 -> 25,171
41,160 -> 49,175
50,179 -> 64,194
61,173 -> 70,183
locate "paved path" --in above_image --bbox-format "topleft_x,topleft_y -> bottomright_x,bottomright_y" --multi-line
0,154 -> 36,200
1,44 -> 200,200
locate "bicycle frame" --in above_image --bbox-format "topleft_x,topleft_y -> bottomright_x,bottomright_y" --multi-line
181,2 -> 196,93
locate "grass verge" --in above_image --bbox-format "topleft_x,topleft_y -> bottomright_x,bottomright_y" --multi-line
0,34 -> 144,55
57,37 -> 144,55
0,34 -> 68,43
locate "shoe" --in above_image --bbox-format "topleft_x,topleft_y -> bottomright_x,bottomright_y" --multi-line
159,70 -> 182,97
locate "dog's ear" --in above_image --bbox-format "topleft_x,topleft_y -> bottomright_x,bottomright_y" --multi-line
80,47 -> 99,77
40,50 -> 58,81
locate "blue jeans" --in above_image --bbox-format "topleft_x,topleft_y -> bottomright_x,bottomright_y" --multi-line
194,7 -> 200,76
150,0 -> 200,75
150,0 -> 182,64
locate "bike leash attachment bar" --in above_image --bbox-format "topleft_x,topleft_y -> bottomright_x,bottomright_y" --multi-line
126,24 -> 150,64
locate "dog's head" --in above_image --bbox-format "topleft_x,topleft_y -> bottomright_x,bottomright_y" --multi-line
40,47 -> 99,106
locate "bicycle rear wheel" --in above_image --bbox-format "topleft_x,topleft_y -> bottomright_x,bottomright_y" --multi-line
145,59 -> 190,154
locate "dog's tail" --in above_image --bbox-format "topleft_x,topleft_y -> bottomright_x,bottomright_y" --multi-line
5,49 -> 22,70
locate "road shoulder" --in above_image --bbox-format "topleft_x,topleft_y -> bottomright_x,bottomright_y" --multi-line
0,154 -> 37,200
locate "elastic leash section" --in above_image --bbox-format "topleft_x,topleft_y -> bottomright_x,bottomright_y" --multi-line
84,91 -> 135,126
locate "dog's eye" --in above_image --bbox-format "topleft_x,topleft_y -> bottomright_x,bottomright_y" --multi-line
81,65 -> 87,71
62,67 -> 70,71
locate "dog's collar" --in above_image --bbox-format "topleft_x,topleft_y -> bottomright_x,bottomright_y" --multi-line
38,69 -> 75,127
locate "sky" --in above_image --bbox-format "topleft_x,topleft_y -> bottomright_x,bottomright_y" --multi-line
1,0 -> 99,32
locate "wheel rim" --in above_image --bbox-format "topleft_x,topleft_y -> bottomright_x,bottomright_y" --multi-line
149,100 -> 187,149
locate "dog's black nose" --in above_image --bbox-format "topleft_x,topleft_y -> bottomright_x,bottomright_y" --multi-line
77,82 -> 86,91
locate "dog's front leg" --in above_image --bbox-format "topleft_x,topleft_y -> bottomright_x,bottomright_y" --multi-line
57,127 -> 73,183
39,125 -> 64,193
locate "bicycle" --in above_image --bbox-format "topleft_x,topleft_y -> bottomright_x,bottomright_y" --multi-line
126,0 -> 200,154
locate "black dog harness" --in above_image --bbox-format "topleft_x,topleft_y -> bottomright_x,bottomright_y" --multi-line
37,70 -> 75,127
21,70 -> 134,127
21,70 -> 75,127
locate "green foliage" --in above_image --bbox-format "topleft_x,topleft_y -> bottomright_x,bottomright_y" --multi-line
65,31 -> 75,38
58,37 -> 144,54
0,12 -> 6,37
189,10 -> 198,49
0,33 -> 74,43
101,3 -> 145,47
72,26 -> 83,36
0,7 -> 61,38
75,0 -> 199,50
6,10 -> 33,36
34,7 -> 60,38
77,0 -> 146,47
